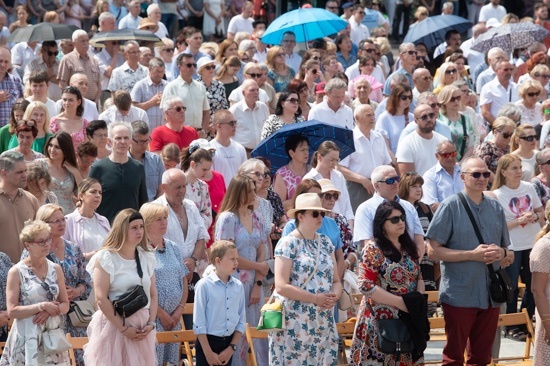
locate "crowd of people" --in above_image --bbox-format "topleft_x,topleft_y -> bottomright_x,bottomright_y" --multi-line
1,0 -> 550,365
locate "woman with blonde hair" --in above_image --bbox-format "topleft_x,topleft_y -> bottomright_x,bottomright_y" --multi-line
214,56 -> 242,104
515,79 -> 544,127
84,209 -> 157,366
434,62 -> 459,94
510,124 -> 539,180
25,162 -> 58,206
266,46 -> 296,93
410,6 -> 429,27
529,64 -> 550,100
475,116 -> 516,183
10,101 -> 52,153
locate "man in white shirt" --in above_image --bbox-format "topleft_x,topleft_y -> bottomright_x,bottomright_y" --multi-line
210,110 -> 247,188
98,90 -> 149,125
252,30 -> 268,63
480,60 -> 519,127
349,5 -> 370,46
412,68 -> 433,102
229,80 -> 269,151
461,23 -> 487,74
108,41 -> 149,93
118,0 -> 142,30
475,47 -> 506,93
281,31 -> 302,73
11,41 -> 38,79
227,1 -> 254,40
339,104 -> 391,212
479,0 -> 507,22
309,78 -> 355,130
433,30 -> 461,59
396,104 -> 449,176
26,71 -> 59,119
228,63 -> 270,105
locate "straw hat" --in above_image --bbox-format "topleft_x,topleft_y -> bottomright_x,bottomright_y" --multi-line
139,18 -> 159,34
318,179 -> 341,194
287,193 -> 330,219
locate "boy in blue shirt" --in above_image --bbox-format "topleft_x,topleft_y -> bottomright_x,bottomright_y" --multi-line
193,240 -> 246,366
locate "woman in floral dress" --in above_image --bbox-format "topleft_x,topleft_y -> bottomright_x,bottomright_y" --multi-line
181,145 -> 214,229
269,192 -> 342,365
215,175 -> 268,366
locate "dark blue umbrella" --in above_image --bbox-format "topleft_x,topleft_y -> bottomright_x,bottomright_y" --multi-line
261,8 -> 347,45
251,120 -> 355,173
403,15 -> 472,50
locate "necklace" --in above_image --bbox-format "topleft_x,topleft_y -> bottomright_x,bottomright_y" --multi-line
29,261 -> 47,280
150,239 -> 165,253
288,163 -> 307,178
296,227 -> 315,241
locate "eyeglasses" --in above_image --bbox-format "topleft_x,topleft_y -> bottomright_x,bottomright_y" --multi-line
47,217 -> 66,225
309,210 -> 326,218
320,192 -> 339,200
534,73 -> 550,79
399,94 -> 413,101
46,50 -> 59,56
438,151 -> 457,159
445,68 -> 458,75
418,112 -> 435,121
420,76 -> 433,81
93,132 -> 108,138
286,98 -> 299,104
202,65 -> 215,71
519,135 -> 537,141
386,214 -> 406,224
248,170 -> 265,179
185,63 -> 197,68
133,137 -> 151,145
527,91 -> 541,97
28,237 -> 53,246
162,48 -> 174,52
498,130 -> 513,139
170,106 -> 187,112
402,50 -> 417,56
219,120 -> 238,127
263,172 -> 272,179
463,171 -> 491,179
450,95 -> 462,102
428,102 -> 442,109
377,176 -> 400,184
247,73 -> 261,78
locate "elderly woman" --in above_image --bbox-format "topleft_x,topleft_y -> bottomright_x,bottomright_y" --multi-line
197,57 -> 229,125
511,124 -> 539,180
50,86 -> 89,151
266,46 -> 296,93
22,204 -> 92,366
270,192 -> 342,365
434,62 -> 459,94
140,202 -> 189,366
515,79 -> 544,127
9,120 -> 45,162
64,178 -> 111,261
9,101 -> 52,153
25,162 -> 58,206
1,220 -> 70,365
261,92 -> 305,140
532,149 -> 550,206
438,85 -> 475,162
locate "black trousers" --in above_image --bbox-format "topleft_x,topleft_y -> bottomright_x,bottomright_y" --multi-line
195,333 -> 234,366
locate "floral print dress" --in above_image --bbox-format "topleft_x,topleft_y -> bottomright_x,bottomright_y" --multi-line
186,178 -> 213,229
349,242 -> 422,366
269,234 -> 338,366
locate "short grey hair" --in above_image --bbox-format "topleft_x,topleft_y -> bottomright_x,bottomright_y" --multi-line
238,159 -> 266,174
390,73 -> 409,87
497,103 -> 522,120
371,165 -> 396,184
72,29 -> 88,42
161,168 -> 186,184
436,140 -> 455,153
398,43 -> 415,54
325,78 -> 347,94
149,57 -> 165,69
161,96 -> 184,111
536,148 -> 550,165
131,120 -> 149,136
147,3 -> 160,15
0,151 -> 24,172
353,104 -> 374,118
442,2 -> 454,11
417,91 -> 437,105
98,12 -> 116,23
257,63 -> 269,73
108,121 -> 133,139
124,40 -> 139,51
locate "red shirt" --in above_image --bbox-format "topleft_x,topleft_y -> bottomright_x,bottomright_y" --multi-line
204,170 -> 226,248
150,124 -> 199,152
535,19 -> 550,50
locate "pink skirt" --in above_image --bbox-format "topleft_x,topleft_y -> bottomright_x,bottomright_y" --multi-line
83,308 -> 156,366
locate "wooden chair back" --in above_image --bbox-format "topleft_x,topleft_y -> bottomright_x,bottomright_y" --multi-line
492,309 -> 534,366
245,323 -> 268,366
66,333 -> 88,366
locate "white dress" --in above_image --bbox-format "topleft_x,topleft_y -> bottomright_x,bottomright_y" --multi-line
203,0 -> 226,36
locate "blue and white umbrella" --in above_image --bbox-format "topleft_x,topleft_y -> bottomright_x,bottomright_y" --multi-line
471,22 -> 550,53
403,15 -> 473,50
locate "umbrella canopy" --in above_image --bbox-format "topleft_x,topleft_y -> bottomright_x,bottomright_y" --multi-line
251,120 -> 355,173
471,23 -> 550,53
261,8 -> 347,45
8,23 -> 79,43
403,15 -> 472,50
90,29 -> 163,48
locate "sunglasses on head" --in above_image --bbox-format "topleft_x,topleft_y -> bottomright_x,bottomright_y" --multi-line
418,112 -> 435,121
399,94 -> 413,101
464,171 -> 491,179
319,192 -> 339,200
438,151 -> 457,159
527,91 -> 541,97
378,176 -> 400,184
386,214 -> 406,224
445,68 -> 458,75
247,72 -> 261,78
519,135 -> 537,141
309,210 -> 326,218
450,95 -> 462,102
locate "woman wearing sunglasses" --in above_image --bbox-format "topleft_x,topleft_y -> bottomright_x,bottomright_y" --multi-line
197,57 -> 229,126
296,59 -> 323,103
511,124 -> 539,180
438,85 -> 475,162
515,80 -> 544,128
532,149 -> 550,206
349,200 -> 424,365
270,192 -> 342,365
433,62 -> 459,95
376,84 -> 414,155
261,92 -> 305,141
486,154 -> 544,341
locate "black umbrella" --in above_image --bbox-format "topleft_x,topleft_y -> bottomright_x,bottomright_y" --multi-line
90,29 -> 164,48
8,22 -> 79,42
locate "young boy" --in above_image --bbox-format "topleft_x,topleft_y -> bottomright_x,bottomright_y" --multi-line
193,240 -> 245,366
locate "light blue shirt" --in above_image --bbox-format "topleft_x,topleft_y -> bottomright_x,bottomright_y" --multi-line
383,68 -> 413,96
399,119 -> 453,142
193,271 -> 246,336
282,217 -> 343,251
171,50 -> 210,81
110,2 -> 128,26
128,151 -> 165,201
422,162 -> 464,205
353,193 -> 424,245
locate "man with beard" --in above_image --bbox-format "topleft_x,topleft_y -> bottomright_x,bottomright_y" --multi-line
396,104 -> 449,175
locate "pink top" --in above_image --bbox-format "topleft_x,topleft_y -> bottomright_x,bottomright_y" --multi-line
50,117 -> 90,151
274,164 -> 308,201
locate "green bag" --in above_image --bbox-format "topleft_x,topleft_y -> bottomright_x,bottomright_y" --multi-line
257,307 -> 285,332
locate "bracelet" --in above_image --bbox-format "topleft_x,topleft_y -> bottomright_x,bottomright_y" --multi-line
190,256 -> 198,264
38,302 -> 43,312
121,326 -> 129,333
177,303 -> 186,309
503,248 -> 507,258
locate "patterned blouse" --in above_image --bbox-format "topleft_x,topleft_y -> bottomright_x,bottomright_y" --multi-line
268,68 -> 296,93
49,117 -> 90,151
198,77 -> 229,119
185,178 -> 213,229
260,114 -> 306,141
532,176 -> 550,207
0,253 -> 12,339
333,212 -> 354,258
267,187 -> 284,226
474,140 -> 509,174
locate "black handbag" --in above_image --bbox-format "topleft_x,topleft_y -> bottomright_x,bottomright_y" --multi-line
366,301 -> 415,355
457,193 -> 514,304
111,249 -> 148,325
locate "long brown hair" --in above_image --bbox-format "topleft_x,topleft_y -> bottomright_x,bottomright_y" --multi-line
386,84 -> 412,116
219,175 -> 255,214
311,141 -> 339,168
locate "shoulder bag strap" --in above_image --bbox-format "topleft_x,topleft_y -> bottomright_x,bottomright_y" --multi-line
459,114 -> 468,159
134,248 -> 143,281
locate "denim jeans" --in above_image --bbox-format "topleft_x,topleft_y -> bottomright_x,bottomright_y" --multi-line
504,248 -> 534,318
161,13 -> 178,38
392,3 -> 411,40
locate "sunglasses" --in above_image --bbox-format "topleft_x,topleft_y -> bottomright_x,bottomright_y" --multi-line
162,48 -> 174,52
364,48 -> 376,53
286,98 -> 299,104
171,106 -> 187,112
438,151 -> 457,159
399,94 -> 413,101
378,176 -> 400,184
527,91 -> 541,97
247,73 -> 261,78
534,73 -> 550,79
310,69 -> 318,74
202,65 -> 215,71
418,112 -> 435,121
428,102 -> 442,109
185,63 -> 197,68
541,159 -> 550,165
219,120 -> 238,127
402,50 -> 417,56
445,69 -> 458,74
421,76 -> 433,81
40,281 -> 54,301
312,56 -> 320,60
29,237 -> 53,246
463,171 -> 491,179
386,214 -> 406,224
248,170 -> 265,178
498,130 -> 513,139
519,135 -> 537,141
46,50 -> 59,56
320,192 -> 339,200
450,95 -> 462,102
309,210 -> 326,218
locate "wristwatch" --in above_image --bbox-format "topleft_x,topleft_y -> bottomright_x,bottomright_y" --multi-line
229,344 -> 237,351
147,321 -> 156,330
255,280 -> 263,287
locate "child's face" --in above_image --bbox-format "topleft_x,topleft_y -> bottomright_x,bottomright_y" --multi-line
215,248 -> 239,277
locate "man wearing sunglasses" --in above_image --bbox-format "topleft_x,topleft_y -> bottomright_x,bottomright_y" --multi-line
344,39 -> 385,83
396,104 -> 449,176
354,165 -> 426,258
427,156 -> 512,366
23,41 -> 61,101
382,43 -> 416,97
349,5 -> 370,46
422,140 -> 464,211
480,59 -> 519,128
